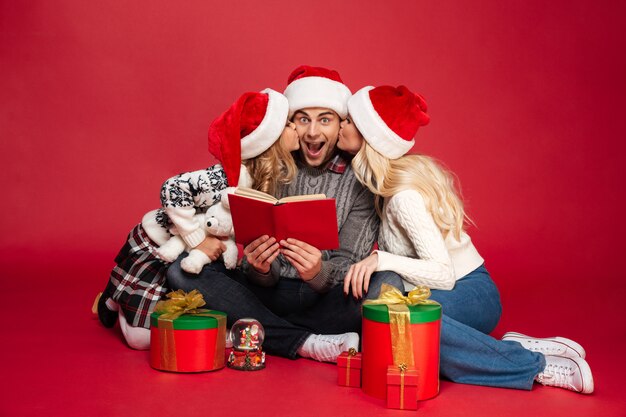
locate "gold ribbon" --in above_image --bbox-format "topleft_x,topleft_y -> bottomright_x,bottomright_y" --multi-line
398,363 -> 408,410
154,290 -> 226,371
363,284 -> 439,368
345,347 -> 357,385
154,289 -> 208,320
158,317 -> 177,371
362,284 -> 439,307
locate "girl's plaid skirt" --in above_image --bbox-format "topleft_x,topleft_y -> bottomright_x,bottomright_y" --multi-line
105,223 -> 169,329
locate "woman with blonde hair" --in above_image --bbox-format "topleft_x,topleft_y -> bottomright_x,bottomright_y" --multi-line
338,85 -> 594,394
97,89 -> 300,350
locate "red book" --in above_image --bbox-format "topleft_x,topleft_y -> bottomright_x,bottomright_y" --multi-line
228,188 -> 339,250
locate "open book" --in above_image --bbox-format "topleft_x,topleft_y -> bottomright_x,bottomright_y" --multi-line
228,187 -> 340,250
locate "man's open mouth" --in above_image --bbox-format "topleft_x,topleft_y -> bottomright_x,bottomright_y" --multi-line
305,142 -> 324,157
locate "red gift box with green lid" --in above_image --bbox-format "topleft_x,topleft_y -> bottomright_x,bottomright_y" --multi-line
361,284 -> 442,400
149,290 -> 227,373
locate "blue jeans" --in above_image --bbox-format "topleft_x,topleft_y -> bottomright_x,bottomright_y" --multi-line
430,265 -> 545,390
166,255 -> 404,359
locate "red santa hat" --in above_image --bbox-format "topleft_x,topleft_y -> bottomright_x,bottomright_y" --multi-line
347,85 -> 430,159
283,65 -> 352,118
208,88 -> 289,186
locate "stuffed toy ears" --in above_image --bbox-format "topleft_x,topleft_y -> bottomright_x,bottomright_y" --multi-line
220,187 -> 237,210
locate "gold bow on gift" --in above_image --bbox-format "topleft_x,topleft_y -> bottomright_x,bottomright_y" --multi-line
363,284 -> 439,307
155,289 -> 209,319
398,363 -> 408,410
154,289 -> 226,371
344,347 -> 358,384
363,284 -> 439,368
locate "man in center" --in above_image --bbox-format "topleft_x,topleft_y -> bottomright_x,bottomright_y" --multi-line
168,65 -> 403,362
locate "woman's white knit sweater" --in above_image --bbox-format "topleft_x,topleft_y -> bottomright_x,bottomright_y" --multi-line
375,189 -> 484,291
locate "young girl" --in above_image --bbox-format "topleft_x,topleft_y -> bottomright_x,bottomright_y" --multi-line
338,85 -> 594,394
96,88 -> 300,350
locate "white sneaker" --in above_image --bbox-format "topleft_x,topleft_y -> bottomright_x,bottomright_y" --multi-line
298,333 -> 359,363
535,355 -> 594,394
502,331 -> 586,359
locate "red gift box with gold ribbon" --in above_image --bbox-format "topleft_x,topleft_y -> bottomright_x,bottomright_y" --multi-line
362,284 -> 441,401
387,365 -> 419,410
149,290 -> 226,373
337,348 -> 362,387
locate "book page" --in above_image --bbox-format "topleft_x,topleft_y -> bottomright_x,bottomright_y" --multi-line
234,187 -> 278,203
235,187 -> 327,204
277,194 -> 327,203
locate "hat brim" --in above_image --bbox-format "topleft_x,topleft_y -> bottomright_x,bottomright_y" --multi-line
284,76 -> 351,118
240,88 -> 289,160
348,86 -> 415,159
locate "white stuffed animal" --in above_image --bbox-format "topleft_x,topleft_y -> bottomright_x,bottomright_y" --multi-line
180,192 -> 238,273
143,188 -> 238,273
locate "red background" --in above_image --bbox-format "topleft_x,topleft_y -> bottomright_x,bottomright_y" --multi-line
4,0 -> 625,317
1,1 -> 625,416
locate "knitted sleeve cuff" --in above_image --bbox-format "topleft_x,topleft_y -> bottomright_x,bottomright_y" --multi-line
372,249 -> 393,272
181,228 -> 207,248
241,257 -> 280,287
305,262 -> 333,293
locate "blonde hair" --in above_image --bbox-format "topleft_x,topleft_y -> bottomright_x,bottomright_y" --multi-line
351,142 -> 470,240
243,133 -> 297,196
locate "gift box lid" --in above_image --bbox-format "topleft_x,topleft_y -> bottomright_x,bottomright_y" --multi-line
387,365 -> 419,385
150,310 -> 226,330
337,351 -> 362,368
362,303 -> 441,324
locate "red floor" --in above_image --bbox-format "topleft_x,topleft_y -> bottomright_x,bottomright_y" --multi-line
2,252 -> 624,417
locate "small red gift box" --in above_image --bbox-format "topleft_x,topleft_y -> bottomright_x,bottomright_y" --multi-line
387,365 -> 419,410
337,349 -> 362,387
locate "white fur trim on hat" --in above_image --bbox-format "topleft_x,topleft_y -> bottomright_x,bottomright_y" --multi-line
284,76 -> 351,118
240,88 -> 289,160
237,164 -> 253,189
348,86 -> 415,159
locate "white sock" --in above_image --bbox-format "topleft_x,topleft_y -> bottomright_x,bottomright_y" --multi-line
118,310 -> 150,350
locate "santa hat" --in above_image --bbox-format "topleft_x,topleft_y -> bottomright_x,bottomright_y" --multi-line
208,88 -> 289,186
283,65 -> 352,118
347,85 -> 430,159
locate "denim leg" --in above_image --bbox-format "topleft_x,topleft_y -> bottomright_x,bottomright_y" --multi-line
365,271 -> 405,300
166,255 -> 310,359
429,265 -> 502,333
245,278 -> 323,316
281,270 -> 404,336
281,283 -> 363,335
430,265 -> 545,389
440,315 -> 545,389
